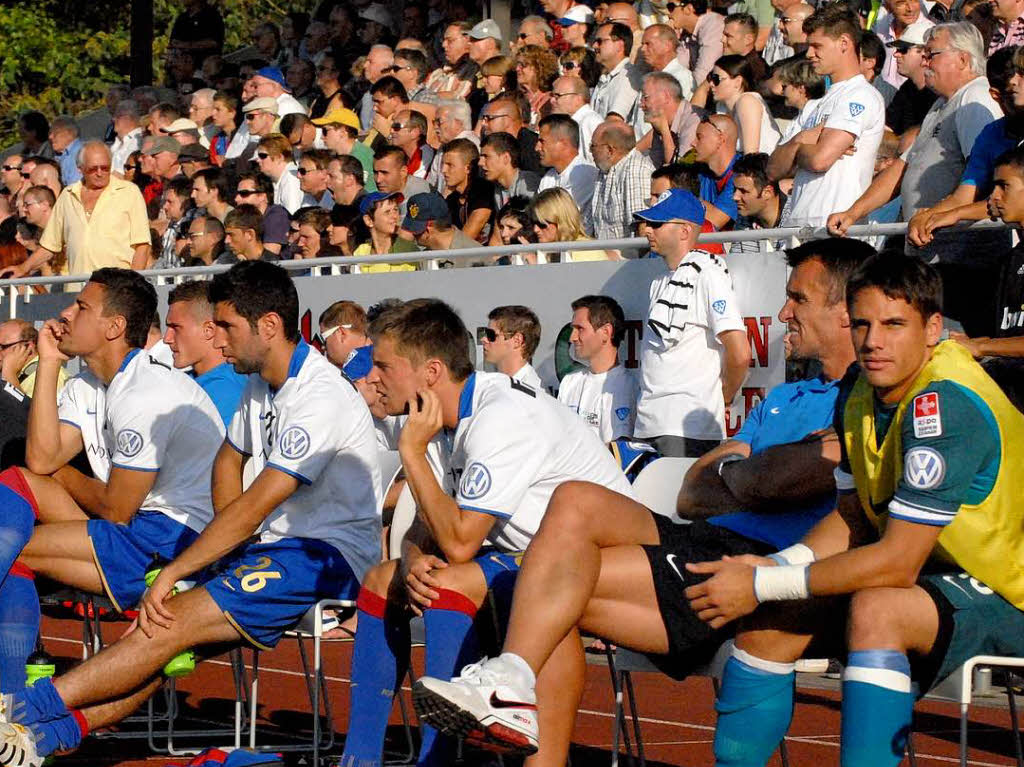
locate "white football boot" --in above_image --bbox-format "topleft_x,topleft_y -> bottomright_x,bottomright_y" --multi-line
0,722 -> 42,767
412,657 -> 539,755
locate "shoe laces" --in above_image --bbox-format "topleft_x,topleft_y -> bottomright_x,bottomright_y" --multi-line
455,657 -> 507,686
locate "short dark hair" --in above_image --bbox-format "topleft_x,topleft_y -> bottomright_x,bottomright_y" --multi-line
785,237 -> 876,306
651,162 -> 701,195
804,3 -> 862,54
89,268 -> 158,349
374,144 -> 408,166
193,167 -> 232,203
489,305 -> 541,360
994,145 -> 1024,176
369,298 -> 474,381
224,204 -> 265,239
370,76 -> 409,102
846,251 -> 942,319
209,260 -> 300,342
168,279 -> 212,311
724,12 -> 758,36
481,131 -> 521,169
19,111 -> 50,142
859,31 -> 885,76
571,295 -> 626,346
714,53 -> 755,91
538,113 -> 580,149
279,112 -> 310,139
237,170 -> 274,199
395,48 -> 429,80
336,154 -> 365,182
733,153 -> 779,196
683,0 -> 709,14
988,45 -> 1018,94
166,176 -> 195,203
601,22 -> 633,54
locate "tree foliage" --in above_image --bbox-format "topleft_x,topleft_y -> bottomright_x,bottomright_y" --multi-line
0,0 -> 316,149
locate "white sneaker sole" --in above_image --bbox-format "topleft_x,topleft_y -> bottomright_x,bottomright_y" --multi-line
0,723 -> 40,767
412,680 -> 539,756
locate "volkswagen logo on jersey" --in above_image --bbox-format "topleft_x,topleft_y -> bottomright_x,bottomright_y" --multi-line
460,462 -> 492,500
116,429 -> 145,458
904,447 -> 946,490
279,426 -> 311,460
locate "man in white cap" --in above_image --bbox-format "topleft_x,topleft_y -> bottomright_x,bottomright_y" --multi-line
557,5 -> 594,47
233,97 -> 279,172
164,118 -> 203,147
359,3 -> 393,45
468,20 -> 504,64
873,0 -> 934,89
249,66 -> 307,117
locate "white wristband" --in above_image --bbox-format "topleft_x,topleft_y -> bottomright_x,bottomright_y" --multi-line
754,565 -> 810,602
767,543 -> 816,566
717,454 -> 744,478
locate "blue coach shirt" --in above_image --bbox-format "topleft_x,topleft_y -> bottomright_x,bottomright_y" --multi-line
194,362 -> 248,428
709,375 -> 839,549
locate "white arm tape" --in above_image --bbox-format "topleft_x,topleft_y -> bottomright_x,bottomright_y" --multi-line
834,466 -> 856,491
767,543 -> 816,566
754,564 -> 810,602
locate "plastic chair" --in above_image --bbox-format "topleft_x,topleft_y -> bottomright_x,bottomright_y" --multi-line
629,456 -> 699,519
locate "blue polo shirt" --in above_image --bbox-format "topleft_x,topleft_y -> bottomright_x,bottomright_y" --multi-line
698,155 -> 738,224
194,362 -> 247,428
961,117 -> 1017,198
709,375 -> 839,548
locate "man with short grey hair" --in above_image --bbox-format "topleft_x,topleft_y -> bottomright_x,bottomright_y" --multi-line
110,101 -> 144,176
427,99 -> 479,192
550,76 -> 604,162
188,88 -> 218,144
640,24 -> 696,98
590,121 -> 654,246
514,15 -> 553,51
393,48 -> 439,107
49,116 -> 83,185
636,71 -> 701,168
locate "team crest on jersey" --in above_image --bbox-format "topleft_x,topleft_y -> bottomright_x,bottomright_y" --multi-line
279,426 -> 311,460
912,392 -> 942,438
849,102 -> 864,117
116,429 -> 144,458
904,447 -> 945,490
460,462 -> 492,500
712,300 -> 727,314
616,407 -> 630,421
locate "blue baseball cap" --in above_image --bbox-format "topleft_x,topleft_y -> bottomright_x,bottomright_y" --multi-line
343,345 -> 374,381
254,66 -> 290,92
359,191 -> 404,216
633,189 -> 705,225
401,192 -> 451,234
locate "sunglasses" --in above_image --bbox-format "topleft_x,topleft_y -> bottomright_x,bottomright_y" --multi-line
236,189 -> 260,197
644,220 -> 668,229
2,165 -> 20,172
707,72 -> 723,85
312,323 -> 353,346
481,327 -> 512,342
391,122 -> 411,131
20,172 -> 31,179
84,165 -> 110,173
561,61 -> 578,70
666,1 -> 680,9
256,152 -> 270,160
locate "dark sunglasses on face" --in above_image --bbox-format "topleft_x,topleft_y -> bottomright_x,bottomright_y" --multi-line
482,327 -> 511,342
20,172 -> 31,179
562,61 -> 578,69
707,72 -> 723,85
237,189 -> 259,197
2,165 -> 20,172
256,152 -> 270,160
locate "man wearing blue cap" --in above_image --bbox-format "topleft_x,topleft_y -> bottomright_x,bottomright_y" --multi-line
402,192 -> 480,258
633,189 -> 749,458
250,66 -> 307,118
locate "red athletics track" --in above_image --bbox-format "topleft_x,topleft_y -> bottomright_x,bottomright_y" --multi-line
39,613 -> 1022,767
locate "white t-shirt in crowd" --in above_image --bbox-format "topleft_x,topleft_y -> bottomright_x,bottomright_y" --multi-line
781,74 -> 885,228
557,364 -> 638,443
58,349 -> 224,532
274,164 -> 304,214
511,362 -> 543,390
227,342 -> 382,580
450,372 -> 633,552
635,250 -> 745,441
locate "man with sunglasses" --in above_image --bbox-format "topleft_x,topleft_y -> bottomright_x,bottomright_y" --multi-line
317,300 -> 371,372
255,133 -> 302,215
550,76 -> 605,162
1,156 -> 24,205
389,110 -> 434,180
234,171 -> 289,257
3,142 -> 150,280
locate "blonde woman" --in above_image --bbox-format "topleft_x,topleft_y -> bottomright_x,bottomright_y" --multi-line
528,187 -> 615,262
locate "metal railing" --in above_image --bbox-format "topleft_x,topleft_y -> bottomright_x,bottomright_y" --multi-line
0,219 -> 1010,318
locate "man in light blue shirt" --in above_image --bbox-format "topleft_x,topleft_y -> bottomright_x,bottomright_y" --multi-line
49,117 -> 83,185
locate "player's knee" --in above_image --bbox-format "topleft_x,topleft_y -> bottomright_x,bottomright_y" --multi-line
362,560 -> 396,596
543,481 -> 600,534
847,588 -> 908,650
431,564 -> 487,605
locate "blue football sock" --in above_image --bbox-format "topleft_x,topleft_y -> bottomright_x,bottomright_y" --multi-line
341,589 -> 410,767
714,648 -> 796,767
10,677 -> 70,726
840,650 -> 913,767
0,470 -> 38,593
0,574 -> 39,693
27,709 -> 86,757
418,589 -> 480,767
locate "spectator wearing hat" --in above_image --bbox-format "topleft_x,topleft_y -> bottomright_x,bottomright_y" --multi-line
558,5 -> 595,48
402,191 -> 480,256
138,135 -> 184,209
249,65 -> 307,117
233,97 -> 280,171
313,108 -> 377,192
373,145 -> 431,219
234,170 -> 289,256
469,20 -> 504,66
358,3 -> 395,47
252,133 -> 300,214
353,191 -> 419,272
4,141 -> 150,278
177,143 -> 213,178
222,204 -> 281,262
632,189 -> 748,458
873,0 -> 935,89
884,25 -> 940,135
165,118 -> 203,147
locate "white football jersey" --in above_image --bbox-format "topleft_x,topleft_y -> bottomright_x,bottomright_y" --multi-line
375,414 -> 450,489
557,365 -> 638,444
449,372 -> 633,552
58,349 -> 224,532
227,343 -> 383,581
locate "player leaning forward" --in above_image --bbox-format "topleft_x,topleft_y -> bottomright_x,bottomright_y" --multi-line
0,261 -> 382,767
682,253 -> 1024,767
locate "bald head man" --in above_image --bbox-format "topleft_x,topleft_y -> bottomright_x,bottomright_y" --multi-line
781,3 -> 814,48
590,120 -> 637,173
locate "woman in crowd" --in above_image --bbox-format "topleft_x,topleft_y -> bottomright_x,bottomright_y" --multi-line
529,187 -> 615,263
496,200 -> 537,265
776,58 -> 826,143
560,47 -> 602,88
515,45 -> 560,129
328,203 -> 365,258
353,192 -> 419,273
310,52 -> 349,119
709,55 -> 781,154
